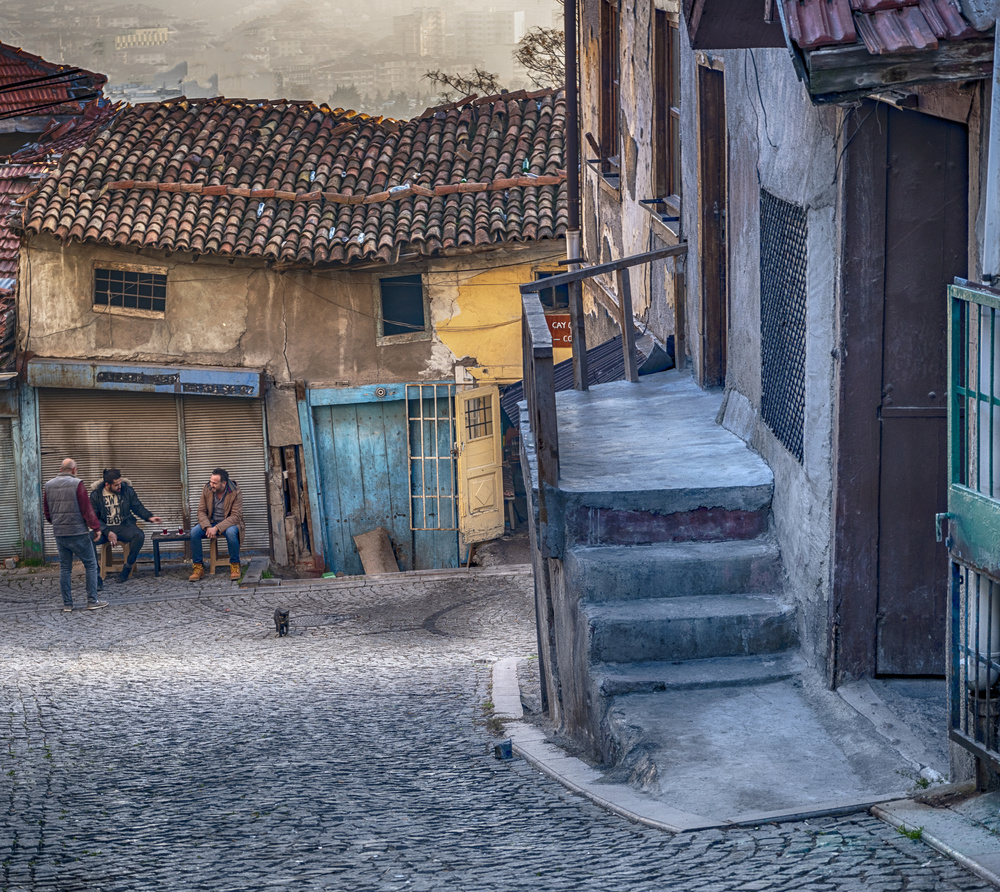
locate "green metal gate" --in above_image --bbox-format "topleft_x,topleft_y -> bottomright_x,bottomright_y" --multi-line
946,281 -> 1000,768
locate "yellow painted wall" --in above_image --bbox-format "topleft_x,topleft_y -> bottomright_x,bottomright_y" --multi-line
432,250 -> 572,386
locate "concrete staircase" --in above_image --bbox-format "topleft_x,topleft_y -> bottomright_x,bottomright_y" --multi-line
527,372 -> 801,768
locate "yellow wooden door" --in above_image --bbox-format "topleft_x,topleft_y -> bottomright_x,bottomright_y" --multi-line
456,385 -> 504,544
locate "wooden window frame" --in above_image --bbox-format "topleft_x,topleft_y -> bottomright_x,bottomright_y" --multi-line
653,11 -> 681,210
374,273 -> 431,346
92,261 -> 167,319
598,0 -> 621,182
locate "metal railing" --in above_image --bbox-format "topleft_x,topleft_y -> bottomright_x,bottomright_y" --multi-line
518,243 -> 687,556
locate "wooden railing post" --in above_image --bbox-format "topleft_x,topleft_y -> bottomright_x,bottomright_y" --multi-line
522,290 -> 559,557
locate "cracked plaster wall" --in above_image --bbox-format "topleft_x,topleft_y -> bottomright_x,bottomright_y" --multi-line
718,49 -> 839,669
19,235 -> 562,428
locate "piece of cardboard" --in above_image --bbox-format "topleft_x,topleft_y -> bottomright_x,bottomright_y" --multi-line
353,527 -> 400,574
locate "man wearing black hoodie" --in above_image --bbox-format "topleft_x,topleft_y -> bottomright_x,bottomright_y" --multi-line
90,468 -> 162,583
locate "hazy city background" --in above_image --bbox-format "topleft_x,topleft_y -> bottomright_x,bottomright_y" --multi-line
0,0 -> 562,118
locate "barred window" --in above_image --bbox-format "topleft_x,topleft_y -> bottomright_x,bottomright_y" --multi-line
759,189 -> 807,463
94,267 -> 166,315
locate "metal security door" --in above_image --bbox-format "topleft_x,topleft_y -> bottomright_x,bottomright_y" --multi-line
455,385 -> 504,544
946,282 -> 1000,767
0,419 -> 21,557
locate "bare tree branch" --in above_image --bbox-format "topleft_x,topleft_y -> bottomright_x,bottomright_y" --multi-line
514,27 -> 565,88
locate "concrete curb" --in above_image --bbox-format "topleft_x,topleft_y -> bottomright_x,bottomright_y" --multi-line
872,800 -> 1000,889
491,657 -> 924,834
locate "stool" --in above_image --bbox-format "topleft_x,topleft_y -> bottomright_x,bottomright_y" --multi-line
208,537 -> 229,575
99,540 -> 130,578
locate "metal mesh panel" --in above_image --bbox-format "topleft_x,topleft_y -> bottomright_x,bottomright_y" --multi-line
760,189 -> 807,463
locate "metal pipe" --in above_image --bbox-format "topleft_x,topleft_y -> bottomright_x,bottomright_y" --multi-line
565,0 -> 579,233
983,33 -> 1000,281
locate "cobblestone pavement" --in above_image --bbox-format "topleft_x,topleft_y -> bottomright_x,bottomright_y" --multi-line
0,565 -> 994,891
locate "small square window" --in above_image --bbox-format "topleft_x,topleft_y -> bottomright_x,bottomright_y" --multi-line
377,274 -> 428,343
94,266 -> 167,317
535,272 -> 569,312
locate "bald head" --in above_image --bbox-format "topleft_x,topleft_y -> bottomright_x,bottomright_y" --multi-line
60,458 -> 77,474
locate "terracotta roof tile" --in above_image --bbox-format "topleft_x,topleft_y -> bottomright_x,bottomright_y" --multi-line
0,43 -> 106,121
19,91 -> 566,265
783,0 -> 981,50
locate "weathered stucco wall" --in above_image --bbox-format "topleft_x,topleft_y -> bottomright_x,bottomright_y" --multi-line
578,0 -> 682,351
721,49 -> 840,668
19,235 -> 562,397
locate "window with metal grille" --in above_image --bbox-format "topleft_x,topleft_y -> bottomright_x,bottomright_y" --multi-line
759,189 -> 807,463
406,384 -> 458,531
463,394 -> 493,440
94,267 -> 167,315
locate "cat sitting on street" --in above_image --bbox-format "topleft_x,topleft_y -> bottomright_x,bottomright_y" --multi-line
273,607 -> 290,637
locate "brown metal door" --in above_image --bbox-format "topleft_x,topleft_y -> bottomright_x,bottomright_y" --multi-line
876,107 -> 967,675
698,65 -> 726,388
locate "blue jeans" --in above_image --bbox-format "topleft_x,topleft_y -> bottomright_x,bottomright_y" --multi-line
56,532 -> 100,606
190,524 -> 240,565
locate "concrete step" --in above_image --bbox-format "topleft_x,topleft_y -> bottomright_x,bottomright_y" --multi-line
586,594 -> 798,663
591,652 -> 805,698
566,538 -> 782,602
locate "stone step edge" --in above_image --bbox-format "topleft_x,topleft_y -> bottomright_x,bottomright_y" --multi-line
591,652 -> 805,698
584,593 -> 795,622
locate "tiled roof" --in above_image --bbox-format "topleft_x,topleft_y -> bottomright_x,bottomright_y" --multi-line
19,90 -> 568,265
0,43 -> 106,120
0,101 -> 117,371
783,0 -> 982,53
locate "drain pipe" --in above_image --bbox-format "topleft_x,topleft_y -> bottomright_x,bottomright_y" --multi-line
565,0 -> 588,391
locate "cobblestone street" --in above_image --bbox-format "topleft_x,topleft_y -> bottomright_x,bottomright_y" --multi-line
0,565 -> 994,891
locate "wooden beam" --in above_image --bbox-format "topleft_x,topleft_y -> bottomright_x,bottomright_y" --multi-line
807,37 -> 993,102
518,243 -> 688,293
616,267 -> 639,382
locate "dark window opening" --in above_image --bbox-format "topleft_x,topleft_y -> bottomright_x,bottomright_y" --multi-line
94,268 -> 167,313
599,0 -> 620,179
380,274 -> 425,337
535,271 -> 570,312
653,11 -> 681,208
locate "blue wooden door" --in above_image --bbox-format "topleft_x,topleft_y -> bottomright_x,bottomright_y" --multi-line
312,393 -> 459,575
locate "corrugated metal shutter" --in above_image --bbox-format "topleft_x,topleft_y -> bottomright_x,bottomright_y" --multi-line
182,396 -> 270,553
0,419 -> 22,557
37,390 -> 185,557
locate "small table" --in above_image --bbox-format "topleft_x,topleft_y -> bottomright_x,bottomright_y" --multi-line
152,532 -> 191,576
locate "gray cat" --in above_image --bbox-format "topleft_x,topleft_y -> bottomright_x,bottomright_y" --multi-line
273,607 -> 290,637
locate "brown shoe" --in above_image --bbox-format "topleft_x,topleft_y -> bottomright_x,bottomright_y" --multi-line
189,563 -> 205,582
230,562 -> 242,581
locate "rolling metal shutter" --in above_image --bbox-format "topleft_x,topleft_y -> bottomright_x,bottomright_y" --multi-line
0,419 -> 22,557
37,390 -> 185,557
182,396 -> 270,553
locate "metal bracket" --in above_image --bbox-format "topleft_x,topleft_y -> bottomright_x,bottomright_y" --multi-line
936,512 -> 955,544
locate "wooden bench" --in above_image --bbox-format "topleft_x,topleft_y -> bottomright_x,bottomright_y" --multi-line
152,533 -> 228,576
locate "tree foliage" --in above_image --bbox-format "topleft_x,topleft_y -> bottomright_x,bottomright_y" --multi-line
423,68 -> 503,102
423,23 -> 566,102
514,26 -> 565,88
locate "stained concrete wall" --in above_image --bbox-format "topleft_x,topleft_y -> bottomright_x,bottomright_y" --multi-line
718,50 -> 840,670
18,235 -> 563,400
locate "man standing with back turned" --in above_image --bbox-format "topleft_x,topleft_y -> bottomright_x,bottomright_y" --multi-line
43,458 -> 108,612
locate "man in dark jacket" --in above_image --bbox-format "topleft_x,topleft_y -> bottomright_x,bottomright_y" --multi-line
43,457 -> 107,611
90,468 -> 162,583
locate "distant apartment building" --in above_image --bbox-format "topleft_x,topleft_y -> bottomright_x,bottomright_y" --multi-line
392,8 -> 447,57
114,27 -> 169,51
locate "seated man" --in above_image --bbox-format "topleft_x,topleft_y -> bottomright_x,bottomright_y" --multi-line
189,467 -> 244,581
90,468 -> 162,583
